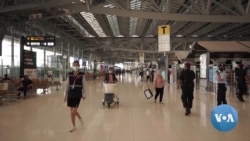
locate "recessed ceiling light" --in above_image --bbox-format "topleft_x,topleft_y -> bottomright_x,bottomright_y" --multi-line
176,35 -> 183,37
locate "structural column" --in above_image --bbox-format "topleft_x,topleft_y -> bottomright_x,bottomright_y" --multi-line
10,26 -> 15,77
165,54 -> 169,84
43,46 -> 46,78
206,52 -> 213,92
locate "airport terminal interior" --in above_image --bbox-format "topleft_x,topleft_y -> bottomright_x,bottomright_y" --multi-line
0,0 -> 250,141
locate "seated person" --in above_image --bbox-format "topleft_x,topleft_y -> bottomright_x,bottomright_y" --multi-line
1,74 -> 10,82
104,68 -> 118,83
17,75 -> 33,99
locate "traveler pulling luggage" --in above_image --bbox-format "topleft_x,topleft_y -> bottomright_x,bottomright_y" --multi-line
102,67 -> 119,108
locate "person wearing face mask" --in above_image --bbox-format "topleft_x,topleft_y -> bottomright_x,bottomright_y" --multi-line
177,62 -> 195,116
216,64 -> 227,105
64,60 -> 86,132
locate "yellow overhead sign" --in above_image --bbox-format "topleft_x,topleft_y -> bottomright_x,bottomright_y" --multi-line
158,25 -> 170,35
139,53 -> 144,58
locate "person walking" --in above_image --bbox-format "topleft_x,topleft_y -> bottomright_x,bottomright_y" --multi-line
64,60 -> 86,132
216,64 -> 227,105
177,62 -> 195,116
139,68 -> 144,81
146,69 -> 150,82
153,70 -> 165,104
235,63 -> 247,102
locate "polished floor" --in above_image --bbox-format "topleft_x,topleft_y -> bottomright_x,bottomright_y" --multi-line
0,73 -> 249,141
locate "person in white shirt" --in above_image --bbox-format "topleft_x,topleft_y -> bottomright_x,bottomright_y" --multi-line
216,64 -> 227,105
146,69 -> 150,82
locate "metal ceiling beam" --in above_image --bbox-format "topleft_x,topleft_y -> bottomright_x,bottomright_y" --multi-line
83,45 -> 171,54
141,20 -> 152,37
59,5 -> 250,23
127,0 -> 130,10
212,0 -> 239,15
200,0 -> 206,14
175,0 -> 197,14
5,2 -> 250,23
72,13 -> 99,37
107,0 -> 124,9
246,0 -> 250,14
206,0 -> 212,14
234,0 -> 245,15
0,0 -> 75,13
190,0 -> 202,14
205,24 -> 240,37
148,0 -> 162,12
164,0 -> 170,13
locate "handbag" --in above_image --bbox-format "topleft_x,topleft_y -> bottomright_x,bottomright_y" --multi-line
144,89 -> 153,99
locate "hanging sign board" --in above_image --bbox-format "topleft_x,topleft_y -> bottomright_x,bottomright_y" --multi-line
158,25 -> 170,52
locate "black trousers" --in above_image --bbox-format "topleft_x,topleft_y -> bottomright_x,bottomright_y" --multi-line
17,87 -> 28,97
155,87 -> 164,102
181,87 -> 194,109
237,83 -> 246,100
146,75 -> 150,82
217,84 -> 227,105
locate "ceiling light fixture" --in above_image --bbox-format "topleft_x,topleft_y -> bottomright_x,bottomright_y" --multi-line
176,35 -> 183,38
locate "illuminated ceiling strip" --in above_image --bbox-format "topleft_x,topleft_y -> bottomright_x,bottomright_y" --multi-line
129,0 -> 141,36
80,12 -> 107,37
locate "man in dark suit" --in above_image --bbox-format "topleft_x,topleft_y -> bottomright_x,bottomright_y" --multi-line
177,62 -> 195,116
235,63 -> 247,102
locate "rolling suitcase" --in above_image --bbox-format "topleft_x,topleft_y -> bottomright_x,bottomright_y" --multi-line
144,89 -> 153,99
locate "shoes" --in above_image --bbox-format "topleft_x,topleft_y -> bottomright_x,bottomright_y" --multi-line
154,100 -> 156,103
185,108 -> 191,116
238,96 -> 245,102
160,102 -> 164,104
239,99 -> 245,102
69,127 -> 76,132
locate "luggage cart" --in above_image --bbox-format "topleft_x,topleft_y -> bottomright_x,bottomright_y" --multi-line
102,82 -> 119,108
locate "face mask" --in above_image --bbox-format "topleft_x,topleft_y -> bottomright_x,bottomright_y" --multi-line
73,66 -> 79,71
108,71 -> 112,73
219,68 -> 224,71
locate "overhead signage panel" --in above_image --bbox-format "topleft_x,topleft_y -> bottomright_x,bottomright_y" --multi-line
158,25 -> 170,52
25,36 -> 56,47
